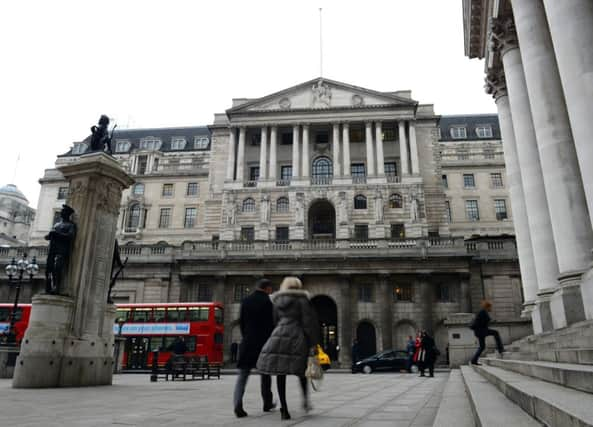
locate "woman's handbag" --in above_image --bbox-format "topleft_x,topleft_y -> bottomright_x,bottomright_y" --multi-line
305,355 -> 323,380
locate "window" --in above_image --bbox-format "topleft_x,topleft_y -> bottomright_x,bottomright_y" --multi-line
384,162 -> 397,177
436,283 -> 452,302
349,125 -> 364,143
495,199 -> 508,220
215,307 -> 224,324
242,198 -> 256,212
351,163 -> 366,177
463,174 -> 475,188
490,172 -> 503,188
249,166 -> 260,181
240,226 -> 254,241
315,131 -> 329,144
186,182 -> 198,196
450,126 -> 467,139
312,157 -> 332,178
394,283 -> 413,302
354,195 -> 367,209
476,125 -> 493,138
137,155 -> 148,175
115,140 -> 130,153
197,284 -> 212,302
234,284 -> 251,302
194,136 -> 210,150
391,223 -> 405,239
358,284 -> 373,302
171,137 -> 186,150
57,186 -> 69,200
159,208 -> 172,228
132,308 -> 151,322
281,132 -> 293,145
132,183 -> 144,196
189,307 -> 210,321
72,143 -> 87,155
276,197 -> 289,213
153,308 -> 166,322
127,204 -> 141,230
139,137 -> 161,150
389,193 -> 403,209
250,134 -> 261,146
276,226 -> 289,241
465,200 -> 480,221
445,201 -> 452,223
442,175 -> 448,189
184,207 -> 197,228
354,224 -> 369,240
280,166 -> 292,181
162,183 -> 174,197
382,126 -> 396,141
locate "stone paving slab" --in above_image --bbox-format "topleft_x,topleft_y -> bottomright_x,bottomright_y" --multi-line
0,372 -> 446,426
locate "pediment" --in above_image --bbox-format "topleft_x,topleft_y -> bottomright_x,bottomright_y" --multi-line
227,78 -> 417,114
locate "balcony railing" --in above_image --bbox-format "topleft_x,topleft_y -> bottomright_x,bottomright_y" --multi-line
352,176 -> 367,185
276,179 -> 291,187
386,175 -> 401,183
311,176 -> 332,186
244,180 -> 257,188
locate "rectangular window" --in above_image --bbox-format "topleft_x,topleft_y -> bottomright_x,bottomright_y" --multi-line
197,284 -> 212,302
234,284 -> 251,302
240,226 -> 255,241
280,165 -> 292,181
382,126 -> 396,141
442,174 -> 448,188
358,284 -> 374,303
476,125 -> 493,138
437,283 -> 451,302
250,133 -> 261,146
445,201 -> 452,223
490,172 -> 503,188
249,166 -> 260,181
495,199 -> 508,220
315,131 -> 329,144
465,200 -> 480,221
57,186 -> 69,200
391,223 -> 405,239
384,162 -> 397,177
354,224 -> 369,240
159,208 -> 172,228
463,174 -> 475,188
281,132 -> 293,145
394,283 -> 413,302
162,183 -> 174,197
351,163 -> 366,177
186,182 -> 198,196
276,226 -> 289,241
188,307 -> 210,321
450,126 -> 467,139
184,207 -> 197,228
137,155 -> 148,175
349,125 -> 364,143
194,136 -> 210,150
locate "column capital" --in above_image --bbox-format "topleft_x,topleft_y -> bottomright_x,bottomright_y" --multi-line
301,123 -> 310,129
490,16 -> 518,55
342,122 -> 350,129
485,68 -> 508,100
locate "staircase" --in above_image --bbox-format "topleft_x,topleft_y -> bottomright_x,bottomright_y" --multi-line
433,320 -> 593,426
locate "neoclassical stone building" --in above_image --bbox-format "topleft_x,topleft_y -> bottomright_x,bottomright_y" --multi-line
0,184 -> 35,246
11,78 -> 527,366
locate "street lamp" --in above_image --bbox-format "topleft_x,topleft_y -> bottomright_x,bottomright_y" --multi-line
4,252 -> 39,344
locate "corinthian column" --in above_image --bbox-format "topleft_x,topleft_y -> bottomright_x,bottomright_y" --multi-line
375,122 -> 385,176
409,122 -> 420,175
226,127 -> 236,181
302,124 -> 310,178
292,125 -> 300,179
236,127 -> 246,184
269,126 -> 277,181
398,121 -> 409,177
259,126 -> 268,180
365,122 -> 375,176
342,123 -> 351,176
332,123 -> 341,176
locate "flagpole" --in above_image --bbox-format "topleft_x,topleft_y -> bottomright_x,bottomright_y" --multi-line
319,7 -> 323,77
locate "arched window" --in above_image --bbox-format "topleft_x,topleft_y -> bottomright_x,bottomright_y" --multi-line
242,198 -> 256,212
132,183 -> 145,196
127,204 -> 141,230
389,193 -> 403,209
354,195 -> 367,210
312,156 -> 332,178
276,197 -> 289,213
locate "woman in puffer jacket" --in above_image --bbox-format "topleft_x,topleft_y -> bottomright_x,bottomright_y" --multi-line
256,276 -> 319,420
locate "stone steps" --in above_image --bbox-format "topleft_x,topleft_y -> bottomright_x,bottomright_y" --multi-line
487,348 -> 593,365
473,363 -> 593,426
482,357 -> 593,394
459,365 -> 541,427
432,370 -> 475,427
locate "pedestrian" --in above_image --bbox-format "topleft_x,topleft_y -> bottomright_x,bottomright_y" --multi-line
412,331 -> 423,371
351,339 -> 360,373
470,300 -> 505,365
230,341 -> 238,363
233,278 -> 276,418
419,330 -> 437,377
257,277 -> 320,421
406,335 -> 416,372
168,336 -> 188,355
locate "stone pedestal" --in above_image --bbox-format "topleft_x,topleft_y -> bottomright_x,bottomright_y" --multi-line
444,313 -> 476,368
531,290 -> 554,334
550,272 -> 586,329
13,152 -> 133,388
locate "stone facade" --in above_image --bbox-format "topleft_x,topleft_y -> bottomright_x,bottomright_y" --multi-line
0,184 -> 35,245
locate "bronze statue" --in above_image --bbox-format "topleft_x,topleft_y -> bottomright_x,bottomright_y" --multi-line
107,240 -> 127,304
45,205 -> 76,295
89,115 -> 116,154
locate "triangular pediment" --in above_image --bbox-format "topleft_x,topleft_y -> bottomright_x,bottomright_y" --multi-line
227,77 -> 417,114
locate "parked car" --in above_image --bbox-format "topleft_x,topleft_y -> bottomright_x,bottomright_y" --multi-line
352,350 -> 418,374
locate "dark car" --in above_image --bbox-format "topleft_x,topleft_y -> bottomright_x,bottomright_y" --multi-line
353,350 -> 418,374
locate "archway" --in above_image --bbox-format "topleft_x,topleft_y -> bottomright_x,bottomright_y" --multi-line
310,295 -> 338,361
356,321 -> 377,359
308,199 -> 336,239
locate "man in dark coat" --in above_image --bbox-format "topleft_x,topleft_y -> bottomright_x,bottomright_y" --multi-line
470,300 -> 504,365
233,279 -> 275,418
351,339 -> 360,373
419,330 -> 437,377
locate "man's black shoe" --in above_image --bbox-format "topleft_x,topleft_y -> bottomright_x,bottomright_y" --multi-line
263,402 -> 277,412
234,408 -> 248,418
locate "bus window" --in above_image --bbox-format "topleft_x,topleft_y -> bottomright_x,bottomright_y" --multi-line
167,308 -> 187,322
189,307 -> 209,321
185,336 -> 196,352
132,308 -> 151,322
153,308 -> 166,322
215,307 -> 224,324
0,308 -> 10,322
116,309 -> 130,322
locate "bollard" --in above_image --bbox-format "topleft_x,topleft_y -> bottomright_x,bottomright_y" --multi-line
150,350 -> 159,382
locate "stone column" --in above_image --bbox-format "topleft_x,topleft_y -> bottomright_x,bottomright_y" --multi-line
332,123 -> 341,177
365,122 -> 375,176
486,70 -> 539,311
494,18 -> 558,332
459,275 -> 471,313
339,275 -> 353,367
511,1 -> 592,328
416,275 -> 434,332
226,127 -> 236,181
409,122 -> 420,175
543,0 -> 593,231
342,123 -> 351,176
269,126 -> 277,181
375,122 -> 385,176
398,121 -> 409,177
258,126 -> 268,181
302,124 -> 310,178
292,125 -> 300,179
378,275 -> 393,351
236,127 -> 246,184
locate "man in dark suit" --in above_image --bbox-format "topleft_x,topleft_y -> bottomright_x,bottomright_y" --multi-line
233,278 -> 275,418
470,300 -> 505,365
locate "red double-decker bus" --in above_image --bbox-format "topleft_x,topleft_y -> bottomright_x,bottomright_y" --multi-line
115,302 -> 224,369
0,304 -> 32,343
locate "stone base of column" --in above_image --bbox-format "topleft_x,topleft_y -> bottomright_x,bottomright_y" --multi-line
531,291 -> 554,334
520,300 -> 536,321
550,272 -> 586,329
579,264 -> 593,321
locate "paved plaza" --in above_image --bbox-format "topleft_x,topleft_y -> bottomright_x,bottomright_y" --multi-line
0,372 -> 447,426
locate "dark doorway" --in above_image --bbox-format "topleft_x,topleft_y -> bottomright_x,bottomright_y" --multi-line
125,336 -> 150,369
356,321 -> 377,359
308,199 -> 336,239
310,295 -> 338,362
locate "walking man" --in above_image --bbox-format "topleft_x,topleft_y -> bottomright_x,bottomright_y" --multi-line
233,279 -> 276,418
470,300 -> 505,365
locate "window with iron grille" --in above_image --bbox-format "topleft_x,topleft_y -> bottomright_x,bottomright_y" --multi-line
354,224 -> 369,240
249,167 -> 260,181
393,283 -> 413,302
127,205 -> 141,229
242,198 -> 256,212
234,284 -> 251,302
276,226 -> 289,241
57,187 -> 69,200
465,200 -> 480,221
159,208 -> 172,228
280,166 -> 292,181
240,226 -> 254,241
162,183 -> 174,197
490,172 -> 503,188
389,193 -> 403,209
312,157 -> 332,178
354,195 -> 367,209
390,223 -> 405,239
186,182 -> 198,196
351,163 -> 366,178
358,284 -> 374,302
463,174 -> 475,188
184,207 -> 197,228
384,162 -> 397,177
495,199 -> 508,220
197,284 -> 212,302
276,197 -> 289,213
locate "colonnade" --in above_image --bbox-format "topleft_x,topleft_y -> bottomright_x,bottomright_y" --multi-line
484,1 -> 593,332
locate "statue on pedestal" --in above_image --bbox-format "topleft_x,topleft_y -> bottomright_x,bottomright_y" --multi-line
337,192 -> 348,225
410,193 -> 419,223
295,194 -> 305,225
89,115 -> 116,154
374,191 -> 384,224
45,205 -> 77,295
261,194 -> 271,225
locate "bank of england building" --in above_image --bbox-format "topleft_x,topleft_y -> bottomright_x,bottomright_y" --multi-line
15,78 -> 527,365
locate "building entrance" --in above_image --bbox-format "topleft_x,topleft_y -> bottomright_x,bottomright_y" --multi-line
356,321 -> 377,359
308,199 -> 336,239
310,295 -> 338,362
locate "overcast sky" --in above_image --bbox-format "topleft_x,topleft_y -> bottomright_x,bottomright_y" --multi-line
0,0 -> 492,207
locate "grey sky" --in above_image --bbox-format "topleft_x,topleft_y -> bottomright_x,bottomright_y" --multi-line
0,0 -> 491,207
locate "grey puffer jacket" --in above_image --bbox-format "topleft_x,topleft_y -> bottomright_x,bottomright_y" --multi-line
256,289 -> 319,376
